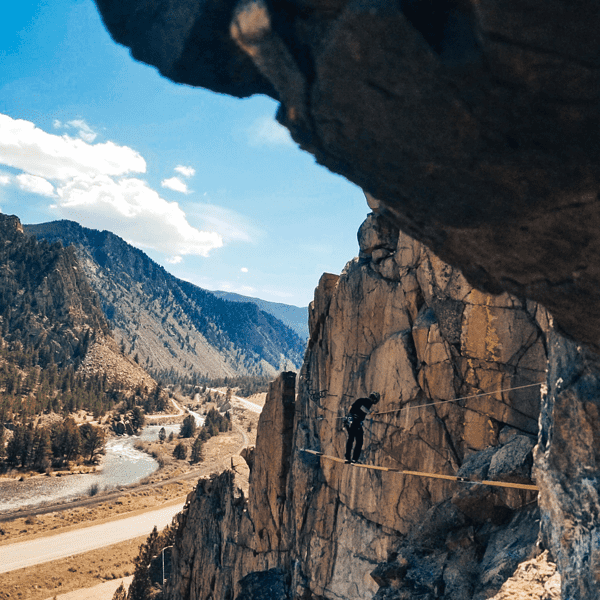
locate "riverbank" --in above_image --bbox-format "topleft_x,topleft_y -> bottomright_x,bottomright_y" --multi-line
0,395 -> 262,600
0,426 -> 247,600
0,411 -> 252,543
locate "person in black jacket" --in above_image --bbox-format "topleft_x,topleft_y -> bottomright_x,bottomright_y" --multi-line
344,392 -> 380,463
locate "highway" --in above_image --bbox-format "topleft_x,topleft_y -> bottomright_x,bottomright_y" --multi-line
0,501 -> 184,574
206,388 -> 263,414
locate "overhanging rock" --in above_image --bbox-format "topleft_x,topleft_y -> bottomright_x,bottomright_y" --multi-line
93,0 -> 600,351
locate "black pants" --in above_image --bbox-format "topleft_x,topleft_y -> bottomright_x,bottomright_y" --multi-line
345,422 -> 363,462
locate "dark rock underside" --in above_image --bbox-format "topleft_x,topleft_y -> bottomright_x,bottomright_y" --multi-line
94,0 -> 600,351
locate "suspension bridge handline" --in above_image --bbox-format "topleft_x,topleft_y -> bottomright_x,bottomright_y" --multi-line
367,382 -> 545,418
307,382 -> 545,420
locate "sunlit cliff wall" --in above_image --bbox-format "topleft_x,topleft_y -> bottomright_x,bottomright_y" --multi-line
164,214 -> 550,600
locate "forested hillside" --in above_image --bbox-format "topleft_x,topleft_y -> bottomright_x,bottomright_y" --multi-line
26,220 -> 305,380
0,214 -> 154,423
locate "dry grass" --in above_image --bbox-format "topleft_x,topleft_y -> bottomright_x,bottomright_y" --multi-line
0,484 -> 193,546
0,536 -> 145,600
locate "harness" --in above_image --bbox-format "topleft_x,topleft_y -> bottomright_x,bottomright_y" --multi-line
342,413 -> 362,432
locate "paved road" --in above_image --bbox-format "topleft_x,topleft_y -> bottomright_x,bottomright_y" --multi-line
207,388 -> 263,414
232,397 -> 263,414
0,501 -> 185,574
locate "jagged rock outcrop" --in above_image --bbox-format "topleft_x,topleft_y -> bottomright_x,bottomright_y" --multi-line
164,215 -> 551,600
93,0 -> 600,354
533,335 -> 600,599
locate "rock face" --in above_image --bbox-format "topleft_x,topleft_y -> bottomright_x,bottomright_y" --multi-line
84,4 -> 600,594
534,334 -> 600,598
93,0 -> 600,353
164,215 -> 551,600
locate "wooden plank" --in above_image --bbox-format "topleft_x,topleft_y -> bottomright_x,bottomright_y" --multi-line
299,449 -> 539,491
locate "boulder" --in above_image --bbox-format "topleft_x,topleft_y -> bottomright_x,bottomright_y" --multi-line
235,568 -> 290,600
488,435 -> 535,484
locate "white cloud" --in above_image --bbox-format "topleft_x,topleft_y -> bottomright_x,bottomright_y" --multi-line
0,113 -> 145,181
17,173 -> 56,197
241,267 -> 248,273
247,116 -> 294,148
53,119 -> 62,129
54,175 -> 222,257
166,256 -> 183,264
161,176 -> 190,194
66,119 -> 98,143
190,203 -> 258,243
175,165 -> 195,178
0,113 -> 223,259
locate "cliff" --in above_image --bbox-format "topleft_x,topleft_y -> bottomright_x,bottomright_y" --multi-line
26,220 -> 305,379
162,214 -> 554,600
87,3 -> 600,595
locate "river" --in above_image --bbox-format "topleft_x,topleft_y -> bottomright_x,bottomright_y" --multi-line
0,423 -> 181,513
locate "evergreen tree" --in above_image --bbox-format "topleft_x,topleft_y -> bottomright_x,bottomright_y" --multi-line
51,417 -> 81,465
112,582 -> 127,600
179,414 -> 196,438
32,427 -> 52,471
6,424 -> 24,467
80,423 -> 106,463
130,406 -> 145,433
127,526 -> 159,600
173,442 -> 187,460
190,435 -> 204,463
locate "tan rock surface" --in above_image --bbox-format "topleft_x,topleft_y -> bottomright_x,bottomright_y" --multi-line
164,215 -> 549,600
488,551 -> 561,600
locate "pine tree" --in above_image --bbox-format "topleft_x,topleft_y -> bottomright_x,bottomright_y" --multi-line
6,424 -> 25,467
190,435 -> 204,463
112,582 -> 127,600
127,526 -> 159,600
32,427 -> 52,471
80,423 -> 106,463
179,414 -> 196,438
173,442 -> 187,460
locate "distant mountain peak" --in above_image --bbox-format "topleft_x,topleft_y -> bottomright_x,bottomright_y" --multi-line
25,220 -> 306,380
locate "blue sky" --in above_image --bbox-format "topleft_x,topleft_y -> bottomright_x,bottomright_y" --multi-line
0,0 -> 369,308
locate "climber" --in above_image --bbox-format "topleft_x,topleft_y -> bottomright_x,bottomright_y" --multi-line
343,392 -> 380,463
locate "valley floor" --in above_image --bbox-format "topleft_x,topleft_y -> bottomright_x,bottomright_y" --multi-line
0,400 -> 261,600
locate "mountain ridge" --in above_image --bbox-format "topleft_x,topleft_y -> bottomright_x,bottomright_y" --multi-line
0,213 -> 154,419
211,290 -> 308,340
25,220 -> 305,380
